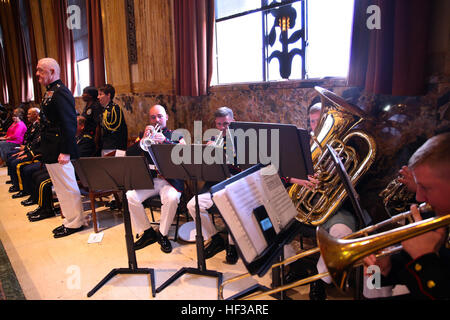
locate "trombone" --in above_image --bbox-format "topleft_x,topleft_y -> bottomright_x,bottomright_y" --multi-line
219,203 -> 449,299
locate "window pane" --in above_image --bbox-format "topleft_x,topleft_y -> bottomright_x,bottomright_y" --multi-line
215,0 -> 262,20
306,0 -> 354,78
266,1 -> 304,81
215,13 -> 263,84
75,59 -> 90,97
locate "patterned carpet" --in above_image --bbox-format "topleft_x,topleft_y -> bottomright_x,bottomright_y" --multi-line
0,239 -> 25,300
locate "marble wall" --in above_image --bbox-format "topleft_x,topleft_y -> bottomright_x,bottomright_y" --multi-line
74,77 -> 449,222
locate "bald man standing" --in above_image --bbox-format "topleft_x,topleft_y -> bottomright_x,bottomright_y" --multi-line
36,57 -> 84,238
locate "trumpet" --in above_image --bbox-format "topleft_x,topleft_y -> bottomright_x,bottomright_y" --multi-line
219,203 -> 449,300
140,123 -> 162,151
211,130 -> 224,147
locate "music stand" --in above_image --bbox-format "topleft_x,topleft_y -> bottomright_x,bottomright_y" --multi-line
326,144 -> 371,299
146,144 -> 230,298
73,156 -> 156,298
229,121 -> 313,179
326,144 -> 371,228
224,121 -> 313,299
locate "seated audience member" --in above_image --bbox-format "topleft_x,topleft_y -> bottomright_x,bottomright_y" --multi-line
98,84 -> 128,156
126,104 -> 184,254
363,132 -> 450,300
0,107 -> 27,166
6,107 -> 41,196
26,116 -> 96,222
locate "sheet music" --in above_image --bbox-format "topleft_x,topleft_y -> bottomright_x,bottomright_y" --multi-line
211,190 -> 259,262
211,164 -> 297,263
258,167 -> 298,231
224,179 -> 268,256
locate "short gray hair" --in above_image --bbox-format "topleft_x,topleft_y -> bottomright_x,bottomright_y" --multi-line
309,102 -> 322,115
38,58 -> 61,77
214,106 -> 234,119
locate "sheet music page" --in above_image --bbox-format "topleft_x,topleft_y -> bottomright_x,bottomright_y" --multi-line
258,165 -> 298,230
212,190 -> 258,262
224,176 -> 268,255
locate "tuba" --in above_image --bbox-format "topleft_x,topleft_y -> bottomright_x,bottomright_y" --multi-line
288,86 -> 377,225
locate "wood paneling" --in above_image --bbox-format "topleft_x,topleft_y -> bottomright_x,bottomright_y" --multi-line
133,0 -> 175,94
100,0 -> 131,93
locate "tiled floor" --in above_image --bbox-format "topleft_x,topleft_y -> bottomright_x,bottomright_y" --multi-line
0,167 -> 352,300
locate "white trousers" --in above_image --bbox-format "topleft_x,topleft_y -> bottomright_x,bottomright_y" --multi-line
126,178 -> 181,236
316,223 -> 353,284
45,162 -> 84,229
187,192 -> 233,244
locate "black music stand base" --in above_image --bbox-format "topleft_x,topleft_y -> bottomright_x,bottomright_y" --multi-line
87,188 -> 156,298
156,267 -> 222,294
155,179 -> 222,299
87,268 -> 156,298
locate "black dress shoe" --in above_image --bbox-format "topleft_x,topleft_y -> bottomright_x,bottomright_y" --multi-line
52,225 -> 65,234
309,280 -> 327,300
53,225 -> 84,238
12,191 -> 28,199
28,209 -> 56,222
133,228 -> 158,250
21,197 -> 36,206
27,207 -> 42,217
157,231 -> 172,253
225,244 -> 238,264
8,185 -> 19,193
204,233 -> 226,259
5,180 -> 12,184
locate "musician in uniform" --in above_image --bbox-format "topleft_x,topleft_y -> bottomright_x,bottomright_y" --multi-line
35,58 -> 84,238
283,102 -> 357,300
186,106 -> 240,264
364,132 -> 450,299
81,86 -> 102,154
98,84 -> 128,156
126,104 -> 184,254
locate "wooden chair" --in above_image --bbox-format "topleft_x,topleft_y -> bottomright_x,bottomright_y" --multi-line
78,186 -> 122,233
74,151 -> 122,233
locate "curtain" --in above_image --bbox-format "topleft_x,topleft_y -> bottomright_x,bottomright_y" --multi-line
24,0 -> 42,103
174,0 -> 215,96
348,0 -> 432,96
53,0 -> 77,94
0,38 -> 8,105
0,0 -> 34,106
86,0 -> 106,87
